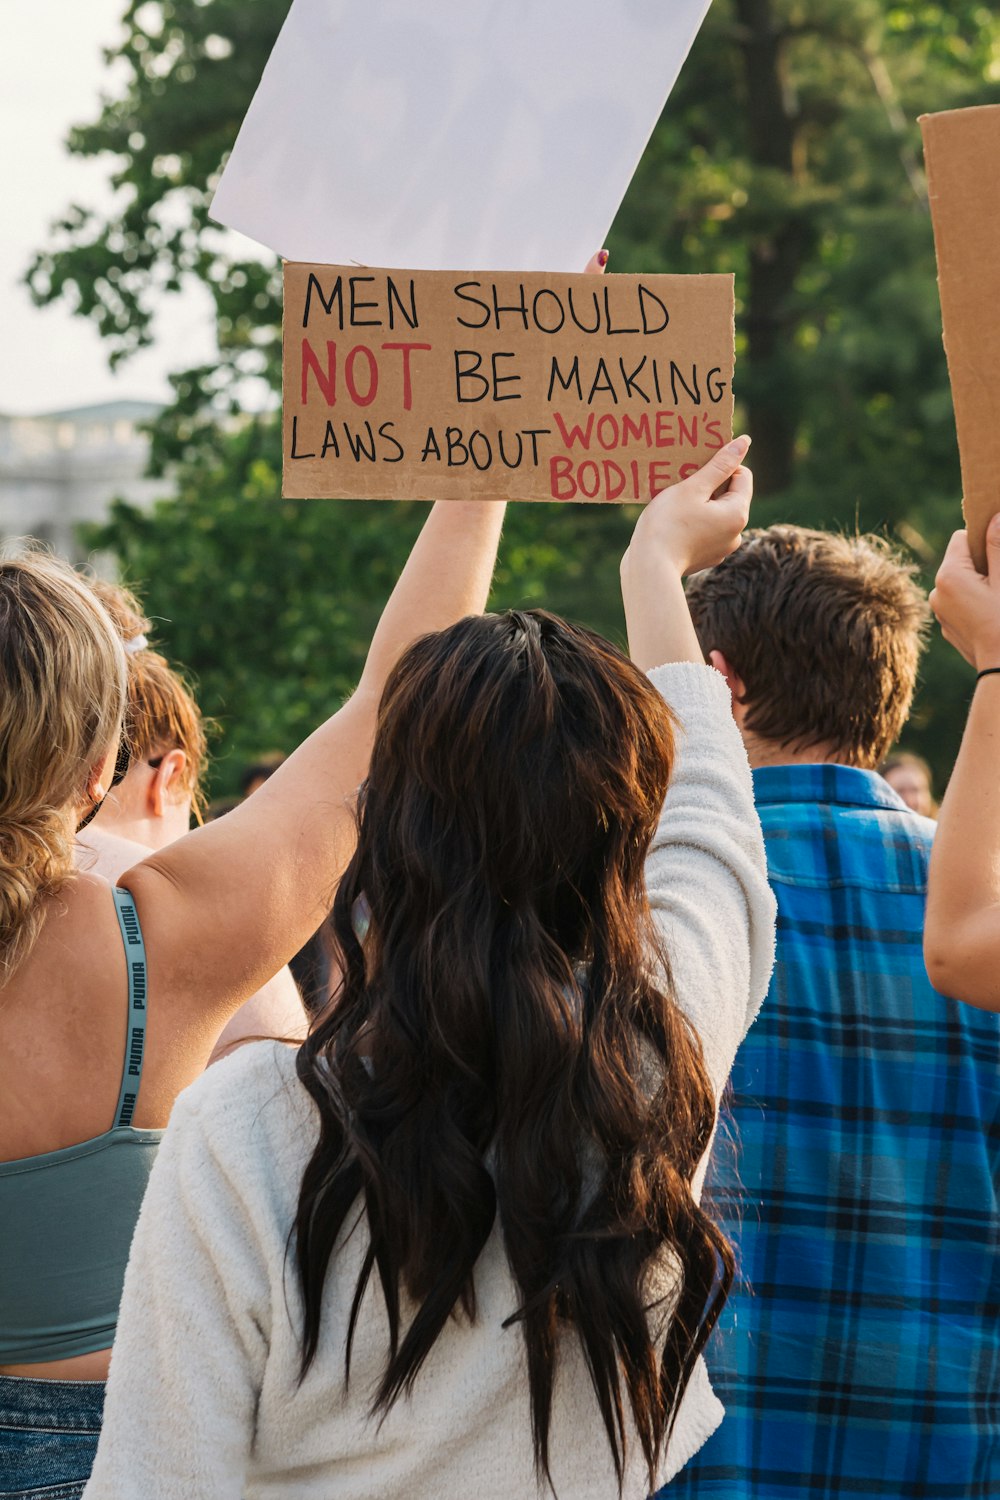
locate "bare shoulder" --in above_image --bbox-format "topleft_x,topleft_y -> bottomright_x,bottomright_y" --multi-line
75,829 -> 152,885
0,872 -> 130,1157
34,869 -> 126,996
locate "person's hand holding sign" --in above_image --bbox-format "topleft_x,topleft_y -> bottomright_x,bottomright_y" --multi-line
620,435 -> 753,671
582,248 -> 611,275
281,243 -> 734,503
929,519 -> 1000,670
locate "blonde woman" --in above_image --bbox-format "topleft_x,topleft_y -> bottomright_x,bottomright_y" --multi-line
0,498 -> 506,1498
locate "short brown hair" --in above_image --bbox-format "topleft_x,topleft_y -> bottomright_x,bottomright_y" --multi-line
91,580 -> 211,818
685,526 -> 930,767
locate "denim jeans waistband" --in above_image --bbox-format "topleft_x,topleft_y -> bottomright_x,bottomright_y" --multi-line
0,1376 -> 104,1432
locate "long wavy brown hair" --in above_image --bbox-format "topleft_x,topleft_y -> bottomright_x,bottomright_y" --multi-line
294,610 -> 733,1490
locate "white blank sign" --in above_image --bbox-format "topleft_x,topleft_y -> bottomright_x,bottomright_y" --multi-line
210,0 -> 712,271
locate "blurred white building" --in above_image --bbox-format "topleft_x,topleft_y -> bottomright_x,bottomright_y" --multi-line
0,398 -> 164,561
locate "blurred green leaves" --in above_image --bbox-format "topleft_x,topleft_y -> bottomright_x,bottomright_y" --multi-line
42,0 -> 998,789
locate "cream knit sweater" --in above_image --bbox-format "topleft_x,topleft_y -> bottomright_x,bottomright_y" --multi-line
84,663 -> 776,1500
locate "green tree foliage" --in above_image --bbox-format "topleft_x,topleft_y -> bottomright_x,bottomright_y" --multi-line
86,443 -> 638,791
34,0 -> 1000,789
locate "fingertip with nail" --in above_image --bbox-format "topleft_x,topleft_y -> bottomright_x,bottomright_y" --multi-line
598,249 -> 609,267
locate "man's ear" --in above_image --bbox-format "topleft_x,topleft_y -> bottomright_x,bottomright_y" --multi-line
708,650 -> 748,718
148,749 -> 187,819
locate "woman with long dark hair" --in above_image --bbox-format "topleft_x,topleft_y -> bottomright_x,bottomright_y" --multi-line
83,440 -> 775,1499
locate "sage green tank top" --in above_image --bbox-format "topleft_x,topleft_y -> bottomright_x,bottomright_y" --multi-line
0,887 -> 163,1363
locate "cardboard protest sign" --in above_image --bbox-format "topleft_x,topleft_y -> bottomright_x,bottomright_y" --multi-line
282,265 -> 734,503
920,105 -> 1000,573
211,0 -> 712,272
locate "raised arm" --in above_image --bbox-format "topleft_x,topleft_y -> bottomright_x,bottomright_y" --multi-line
642,664 -> 775,1094
620,441 -> 776,1092
620,436 -> 752,671
126,499 -> 506,1045
78,824 -> 309,1060
925,520 -> 1000,1009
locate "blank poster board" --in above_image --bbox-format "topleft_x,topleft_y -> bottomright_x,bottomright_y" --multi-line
211,0 -> 712,271
920,104 -> 1000,573
282,264 -> 734,502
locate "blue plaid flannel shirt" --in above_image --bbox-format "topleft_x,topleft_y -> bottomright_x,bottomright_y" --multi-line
665,764 -> 1000,1500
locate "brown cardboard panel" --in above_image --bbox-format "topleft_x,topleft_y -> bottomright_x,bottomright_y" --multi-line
920,105 -> 1000,572
281,265 -> 734,502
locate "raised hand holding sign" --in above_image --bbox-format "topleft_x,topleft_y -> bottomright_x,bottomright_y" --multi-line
282,263 -> 734,502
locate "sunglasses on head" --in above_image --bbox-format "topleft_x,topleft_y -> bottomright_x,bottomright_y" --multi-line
76,739 -> 132,834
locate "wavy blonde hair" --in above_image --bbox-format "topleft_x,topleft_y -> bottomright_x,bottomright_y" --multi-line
0,546 -> 127,983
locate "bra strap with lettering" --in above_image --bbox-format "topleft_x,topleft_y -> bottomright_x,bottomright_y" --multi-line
112,887 -> 148,1129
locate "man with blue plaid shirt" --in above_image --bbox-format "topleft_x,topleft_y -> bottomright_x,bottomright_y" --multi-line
666,527 -> 1000,1500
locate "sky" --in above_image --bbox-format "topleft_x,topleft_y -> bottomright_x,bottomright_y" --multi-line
0,0 -> 220,416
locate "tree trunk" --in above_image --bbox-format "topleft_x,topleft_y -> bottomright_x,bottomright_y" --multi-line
734,0 -> 810,497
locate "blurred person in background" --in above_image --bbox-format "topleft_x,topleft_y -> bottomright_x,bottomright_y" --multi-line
880,750 -> 937,818
239,753 -> 287,799
234,742 -> 329,1011
205,795 -> 242,821
78,581 -> 306,1059
925,517 -> 1000,1010
667,526 -> 1000,1500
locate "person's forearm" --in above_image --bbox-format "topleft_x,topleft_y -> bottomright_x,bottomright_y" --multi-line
925,678 -> 1000,1009
131,499 -> 507,1022
358,500 -> 506,700
619,440 -> 752,671
622,557 -> 704,672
